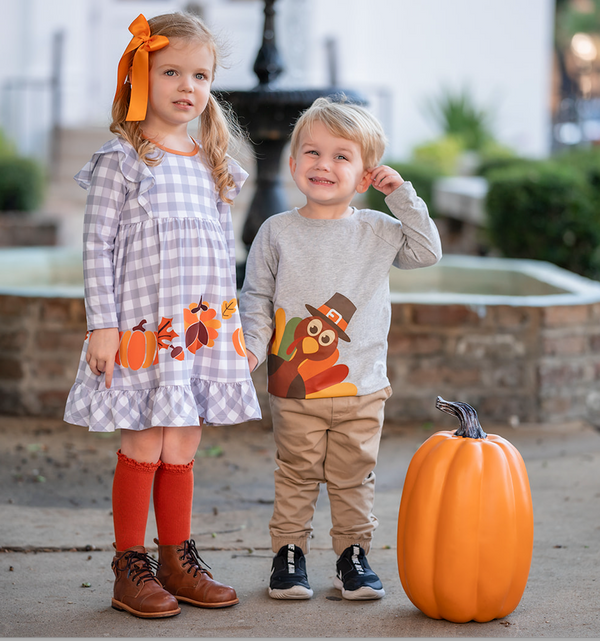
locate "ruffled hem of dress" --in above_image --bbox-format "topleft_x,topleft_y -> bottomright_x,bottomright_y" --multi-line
63,378 -> 262,432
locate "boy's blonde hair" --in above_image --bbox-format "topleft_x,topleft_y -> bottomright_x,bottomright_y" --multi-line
290,96 -> 387,170
110,12 -> 242,203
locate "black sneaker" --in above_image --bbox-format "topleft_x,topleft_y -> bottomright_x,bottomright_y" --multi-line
268,544 -> 313,599
333,544 -> 385,600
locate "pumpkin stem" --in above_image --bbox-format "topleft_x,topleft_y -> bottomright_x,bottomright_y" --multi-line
133,319 -> 147,332
435,396 -> 487,439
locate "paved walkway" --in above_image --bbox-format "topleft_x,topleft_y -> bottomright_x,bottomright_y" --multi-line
1,414 -> 599,638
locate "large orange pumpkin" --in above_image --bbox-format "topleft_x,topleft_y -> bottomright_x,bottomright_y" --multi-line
397,397 -> 533,623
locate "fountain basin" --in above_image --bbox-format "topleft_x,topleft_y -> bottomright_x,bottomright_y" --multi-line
389,254 -> 600,304
387,255 -> 600,426
0,247 -> 85,417
2,248 -> 600,425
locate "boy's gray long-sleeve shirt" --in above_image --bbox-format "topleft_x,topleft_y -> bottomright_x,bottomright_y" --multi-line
239,182 -> 442,400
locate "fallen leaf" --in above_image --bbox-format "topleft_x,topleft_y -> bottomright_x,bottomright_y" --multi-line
27,443 -> 48,453
197,445 -> 224,458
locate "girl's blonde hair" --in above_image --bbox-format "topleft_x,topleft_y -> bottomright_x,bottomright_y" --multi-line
110,12 -> 241,203
290,96 -> 387,170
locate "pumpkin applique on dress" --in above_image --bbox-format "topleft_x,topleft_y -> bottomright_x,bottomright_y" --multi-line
115,317 -> 179,369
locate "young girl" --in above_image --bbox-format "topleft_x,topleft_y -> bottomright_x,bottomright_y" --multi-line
63,12 -> 261,619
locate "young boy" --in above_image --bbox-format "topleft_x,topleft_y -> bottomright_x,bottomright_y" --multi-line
239,97 -> 442,600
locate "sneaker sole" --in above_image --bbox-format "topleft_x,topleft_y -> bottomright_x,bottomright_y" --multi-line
333,577 -> 385,601
268,585 -> 313,599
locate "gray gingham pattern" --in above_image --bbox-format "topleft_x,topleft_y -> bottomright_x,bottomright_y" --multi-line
63,138 -> 261,431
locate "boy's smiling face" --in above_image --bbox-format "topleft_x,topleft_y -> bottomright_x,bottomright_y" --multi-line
289,121 -> 371,217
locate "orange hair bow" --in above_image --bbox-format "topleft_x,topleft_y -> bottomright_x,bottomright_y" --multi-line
115,14 -> 169,122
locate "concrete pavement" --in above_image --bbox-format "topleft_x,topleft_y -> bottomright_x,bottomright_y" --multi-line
1,413 -> 599,638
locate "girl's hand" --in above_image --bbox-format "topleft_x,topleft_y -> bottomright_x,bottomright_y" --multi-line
86,327 -> 120,388
369,165 -> 404,196
247,350 -> 258,373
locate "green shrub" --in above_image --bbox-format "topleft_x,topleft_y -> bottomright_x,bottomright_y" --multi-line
476,155 -> 530,178
425,86 -> 494,151
0,156 -> 44,212
485,161 -> 600,279
474,140 -> 523,178
411,135 -> 464,175
0,130 -> 16,158
365,161 -> 442,218
552,146 -> 600,206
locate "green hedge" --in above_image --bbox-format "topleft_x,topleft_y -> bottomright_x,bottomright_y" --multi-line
552,147 -> 600,206
485,160 -> 600,279
0,156 -> 44,212
476,155 -> 531,179
365,161 -> 441,218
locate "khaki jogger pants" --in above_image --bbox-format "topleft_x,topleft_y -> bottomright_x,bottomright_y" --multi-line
268,386 -> 392,556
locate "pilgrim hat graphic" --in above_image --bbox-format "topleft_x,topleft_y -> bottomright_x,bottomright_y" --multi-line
305,293 -> 356,343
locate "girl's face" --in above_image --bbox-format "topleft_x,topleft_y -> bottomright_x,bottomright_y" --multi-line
143,37 -> 215,133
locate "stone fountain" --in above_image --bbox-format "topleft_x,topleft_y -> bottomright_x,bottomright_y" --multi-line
216,0 -> 365,284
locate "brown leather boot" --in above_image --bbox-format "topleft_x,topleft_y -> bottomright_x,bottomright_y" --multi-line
154,538 -> 239,608
111,545 -> 181,618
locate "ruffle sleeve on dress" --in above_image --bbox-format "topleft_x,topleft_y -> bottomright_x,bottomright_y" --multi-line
74,137 -> 156,216
222,156 -> 249,202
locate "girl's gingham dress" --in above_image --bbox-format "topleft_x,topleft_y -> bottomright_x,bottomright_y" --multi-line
63,137 -> 261,432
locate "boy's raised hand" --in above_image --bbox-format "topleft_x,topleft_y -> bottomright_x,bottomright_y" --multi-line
369,165 -> 404,196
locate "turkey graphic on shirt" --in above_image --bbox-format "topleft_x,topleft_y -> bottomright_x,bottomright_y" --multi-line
268,293 -> 358,399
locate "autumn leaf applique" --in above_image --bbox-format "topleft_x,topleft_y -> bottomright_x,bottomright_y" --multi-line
156,317 -> 184,361
221,298 -> 237,319
157,317 -> 178,348
184,297 -> 221,354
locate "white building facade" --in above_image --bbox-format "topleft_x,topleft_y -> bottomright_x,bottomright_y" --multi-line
0,0 -> 555,162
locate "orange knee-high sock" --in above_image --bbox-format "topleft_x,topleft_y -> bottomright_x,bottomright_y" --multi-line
153,459 -> 195,545
112,449 -> 160,551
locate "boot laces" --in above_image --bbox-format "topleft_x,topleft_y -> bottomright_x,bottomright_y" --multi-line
179,539 -> 211,578
115,550 -> 160,586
